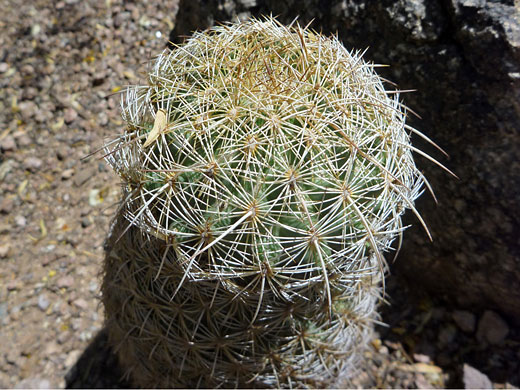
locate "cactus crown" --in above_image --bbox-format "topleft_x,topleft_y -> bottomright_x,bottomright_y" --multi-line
107,17 -> 424,294
103,17 -> 433,387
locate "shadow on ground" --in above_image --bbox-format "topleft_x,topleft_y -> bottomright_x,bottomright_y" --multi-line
65,274 -> 520,388
65,329 -> 130,389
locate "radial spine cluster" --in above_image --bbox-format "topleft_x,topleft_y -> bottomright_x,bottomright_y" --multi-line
102,17 -> 428,388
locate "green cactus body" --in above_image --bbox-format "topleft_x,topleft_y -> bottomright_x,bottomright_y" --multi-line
102,17 -> 428,388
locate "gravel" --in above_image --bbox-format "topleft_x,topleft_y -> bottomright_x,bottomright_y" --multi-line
0,0 -> 179,387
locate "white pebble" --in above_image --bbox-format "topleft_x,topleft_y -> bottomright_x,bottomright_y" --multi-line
38,294 -> 50,311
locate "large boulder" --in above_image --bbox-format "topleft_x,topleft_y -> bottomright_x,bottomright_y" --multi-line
170,0 -> 520,321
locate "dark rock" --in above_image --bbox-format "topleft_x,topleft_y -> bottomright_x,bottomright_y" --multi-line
81,217 -> 92,228
437,324 -> 457,346
436,352 -> 453,366
169,0 -> 520,322
463,363 -> 492,389
452,310 -> 476,333
476,310 -> 509,345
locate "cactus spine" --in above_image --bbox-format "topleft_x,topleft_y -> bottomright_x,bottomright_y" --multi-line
102,17 -> 431,388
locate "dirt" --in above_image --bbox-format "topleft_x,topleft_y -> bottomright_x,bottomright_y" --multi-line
0,0 -> 518,388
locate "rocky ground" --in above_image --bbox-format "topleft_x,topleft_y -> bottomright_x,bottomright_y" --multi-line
0,0 -> 518,388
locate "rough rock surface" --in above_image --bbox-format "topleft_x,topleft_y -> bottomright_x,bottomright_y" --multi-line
476,310 -> 510,345
170,0 -> 520,322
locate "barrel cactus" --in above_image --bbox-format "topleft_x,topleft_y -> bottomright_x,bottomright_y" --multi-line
102,17 -> 437,388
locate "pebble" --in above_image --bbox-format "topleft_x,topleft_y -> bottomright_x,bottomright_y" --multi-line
97,111 -> 108,125
5,349 -> 20,365
0,302 -> 8,319
89,188 -> 104,206
81,216 -> 92,228
88,281 -> 98,293
72,298 -> 88,310
413,353 -> 431,364
0,160 -> 14,181
0,198 -> 14,214
71,318 -> 82,331
14,378 -> 51,389
56,148 -> 70,161
79,330 -> 92,342
37,294 -> 50,311
61,168 -> 74,180
0,136 -> 16,151
23,157 -> 43,171
16,134 -> 32,147
452,310 -> 476,333
73,168 -> 93,187
64,350 -> 82,368
31,24 -> 41,36
64,108 -> 78,124
44,342 -> 60,355
414,373 -> 430,389
10,304 -> 22,316
0,244 -> 10,258
56,275 -> 74,289
55,217 -> 68,231
476,310 -> 509,345
22,87 -> 38,100
7,280 -> 22,291
15,215 -> 27,227
463,363 -> 492,389
0,62 -> 9,73
0,223 -> 10,234
18,100 -> 38,121
57,331 -> 72,345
